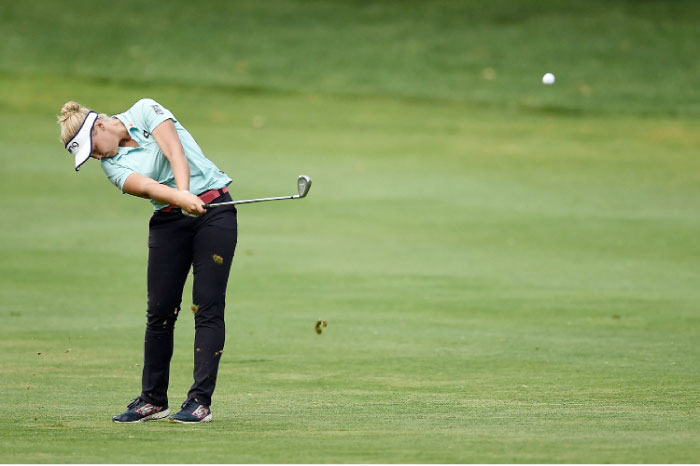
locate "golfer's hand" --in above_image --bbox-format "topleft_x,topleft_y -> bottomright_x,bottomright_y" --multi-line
178,191 -> 206,217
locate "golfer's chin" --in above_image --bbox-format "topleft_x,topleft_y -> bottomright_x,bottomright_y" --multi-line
92,152 -> 117,160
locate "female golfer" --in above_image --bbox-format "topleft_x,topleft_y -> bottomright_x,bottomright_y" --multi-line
58,99 -> 237,423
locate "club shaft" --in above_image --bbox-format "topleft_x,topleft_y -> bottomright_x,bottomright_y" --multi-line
204,194 -> 300,208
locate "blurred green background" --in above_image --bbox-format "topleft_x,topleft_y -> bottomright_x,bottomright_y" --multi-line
1,0 -> 699,463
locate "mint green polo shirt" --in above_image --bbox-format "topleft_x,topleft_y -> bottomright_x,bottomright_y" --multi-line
100,98 -> 232,210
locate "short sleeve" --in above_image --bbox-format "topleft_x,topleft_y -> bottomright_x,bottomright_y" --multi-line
101,158 -> 135,192
137,98 -> 177,133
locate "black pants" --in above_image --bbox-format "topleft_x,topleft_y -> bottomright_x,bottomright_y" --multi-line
140,192 -> 237,407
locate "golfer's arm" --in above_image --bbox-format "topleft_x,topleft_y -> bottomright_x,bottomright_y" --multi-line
122,172 -> 187,206
152,119 -> 190,192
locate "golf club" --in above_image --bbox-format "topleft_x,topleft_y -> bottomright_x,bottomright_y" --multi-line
204,175 -> 312,208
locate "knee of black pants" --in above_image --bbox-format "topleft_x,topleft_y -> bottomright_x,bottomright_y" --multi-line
192,301 -> 225,329
146,304 -> 181,334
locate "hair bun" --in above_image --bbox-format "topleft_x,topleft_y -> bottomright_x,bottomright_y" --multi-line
59,101 -> 83,122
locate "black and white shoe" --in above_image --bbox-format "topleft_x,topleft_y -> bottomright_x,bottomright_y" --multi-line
112,397 -> 170,423
169,399 -> 212,423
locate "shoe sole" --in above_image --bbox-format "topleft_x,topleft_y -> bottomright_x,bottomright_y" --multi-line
169,413 -> 213,423
113,409 -> 170,423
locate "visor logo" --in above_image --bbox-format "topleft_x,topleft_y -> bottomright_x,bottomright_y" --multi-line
69,141 -> 80,153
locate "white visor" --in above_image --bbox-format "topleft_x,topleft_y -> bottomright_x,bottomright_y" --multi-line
65,111 -> 98,171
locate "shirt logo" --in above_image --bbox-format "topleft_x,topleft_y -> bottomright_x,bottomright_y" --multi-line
151,104 -> 164,115
142,130 -> 150,139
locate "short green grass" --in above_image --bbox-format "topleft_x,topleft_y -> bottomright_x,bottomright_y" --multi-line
1,0 -> 699,116
2,1 -> 700,463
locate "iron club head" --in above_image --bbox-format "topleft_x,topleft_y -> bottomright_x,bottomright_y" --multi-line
297,175 -> 312,198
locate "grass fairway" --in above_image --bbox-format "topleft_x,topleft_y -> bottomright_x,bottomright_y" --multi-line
2,1 -> 700,463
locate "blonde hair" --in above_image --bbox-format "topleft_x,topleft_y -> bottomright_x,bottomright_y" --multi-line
57,101 -> 109,145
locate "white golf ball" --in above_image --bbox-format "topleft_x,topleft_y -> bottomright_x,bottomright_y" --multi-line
542,73 -> 556,85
